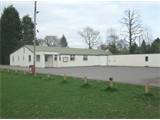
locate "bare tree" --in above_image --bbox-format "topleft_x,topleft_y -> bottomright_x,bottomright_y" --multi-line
121,9 -> 143,53
141,26 -> 153,45
106,28 -> 118,45
78,27 -> 100,49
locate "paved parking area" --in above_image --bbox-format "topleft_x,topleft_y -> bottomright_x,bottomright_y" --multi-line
0,65 -> 160,87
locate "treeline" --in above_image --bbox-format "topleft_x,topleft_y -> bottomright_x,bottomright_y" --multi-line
99,38 -> 160,54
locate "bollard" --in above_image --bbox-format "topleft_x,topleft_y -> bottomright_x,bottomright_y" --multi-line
63,74 -> 66,80
145,83 -> 149,94
84,76 -> 88,84
109,77 -> 113,88
47,74 -> 50,78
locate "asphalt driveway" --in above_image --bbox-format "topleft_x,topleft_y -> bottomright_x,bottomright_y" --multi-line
0,65 -> 160,87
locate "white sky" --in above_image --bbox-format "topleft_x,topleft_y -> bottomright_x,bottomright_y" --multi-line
1,0 -> 160,48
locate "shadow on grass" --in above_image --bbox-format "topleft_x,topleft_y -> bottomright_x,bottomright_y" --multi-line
80,83 -> 91,88
104,87 -> 118,92
61,80 -> 68,84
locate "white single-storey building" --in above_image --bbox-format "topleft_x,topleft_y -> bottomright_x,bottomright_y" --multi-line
10,45 -> 109,68
10,45 -> 160,68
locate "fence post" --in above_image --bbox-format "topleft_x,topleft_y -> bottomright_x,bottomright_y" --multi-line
64,74 -> 66,81
84,76 -> 88,84
109,77 -> 113,88
145,83 -> 149,94
47,74 -> 50,78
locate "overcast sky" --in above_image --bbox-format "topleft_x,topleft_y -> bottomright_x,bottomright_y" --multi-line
1,1 -> 160,48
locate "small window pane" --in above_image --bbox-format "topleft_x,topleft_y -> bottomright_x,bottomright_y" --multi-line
29,55 -> 31,62
145,56 -> 149,62
83,55 -> 88,61
54,55 -> 57,61
36,55 -> 40,62
70,55 -> 75,61
63,57 -> 68,62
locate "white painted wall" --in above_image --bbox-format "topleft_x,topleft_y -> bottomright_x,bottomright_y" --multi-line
108,54 -> 160,67
10,47 -> 34,67
10,46 -> 160,68
57,55 -> 107,67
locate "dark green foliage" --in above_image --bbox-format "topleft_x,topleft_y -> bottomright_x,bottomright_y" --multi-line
60,35 -> 68,47
21,15 -> 34,46
1,5 -> 22,64
151,38 -> 160,53
130,42 -> 138,54
141,40 -> 147,53
108,43 -> 119,54
1,70 -> 160,118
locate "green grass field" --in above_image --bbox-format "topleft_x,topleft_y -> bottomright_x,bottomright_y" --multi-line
0,69 -> 160,118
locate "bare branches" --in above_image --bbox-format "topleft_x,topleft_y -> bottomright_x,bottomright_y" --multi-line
78,27 -> 100,49
121,9 -> 142,53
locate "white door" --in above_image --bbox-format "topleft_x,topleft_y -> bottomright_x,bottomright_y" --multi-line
45,55 -> 53,67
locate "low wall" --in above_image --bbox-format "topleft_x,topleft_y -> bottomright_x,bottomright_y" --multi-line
108,54 -> 160,67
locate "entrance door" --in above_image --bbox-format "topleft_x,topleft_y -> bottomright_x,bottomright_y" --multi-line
45,55 -> 53,67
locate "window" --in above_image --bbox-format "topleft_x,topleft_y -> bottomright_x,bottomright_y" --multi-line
18,56 -> 20,61
36,55 -> 40,62
83,55 -> 88,61
70,55 -> 75,61
63,57 -> 68,62
45,55 -> 48,62
29,55 -> 31,62
23,56 -> 24,60
54,55 -> 57,61
12,56 -> 14,62
145,56 -> 149,62
59,55 -> 61,61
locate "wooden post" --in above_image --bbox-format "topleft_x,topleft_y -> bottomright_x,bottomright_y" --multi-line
109,77 -> 113,88
64,74 -> 66,81
145,83 -> 149,94
84,76 -> 88,84
47,74 -> 50,78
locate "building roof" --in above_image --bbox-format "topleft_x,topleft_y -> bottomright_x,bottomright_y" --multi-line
25,45 -> 110,55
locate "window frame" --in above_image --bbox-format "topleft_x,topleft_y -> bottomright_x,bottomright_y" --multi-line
28,55 -> 31,62
83,55 -> 88,61
36,55 -> 40,62
145,56 -> 149,62
70,55 -> 75,61
63,57 -> 68,62
54,55 -> 57,61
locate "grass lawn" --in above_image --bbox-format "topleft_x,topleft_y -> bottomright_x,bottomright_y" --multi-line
0,69 -> 160,118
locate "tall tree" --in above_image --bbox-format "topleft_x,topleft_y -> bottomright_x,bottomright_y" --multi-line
21,15 -> 34,45
121,9 -> 142,53
151,38 -> 160,53
78,27 -> 100,49
60,35 -> 68,47
1,5 -> 22,64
